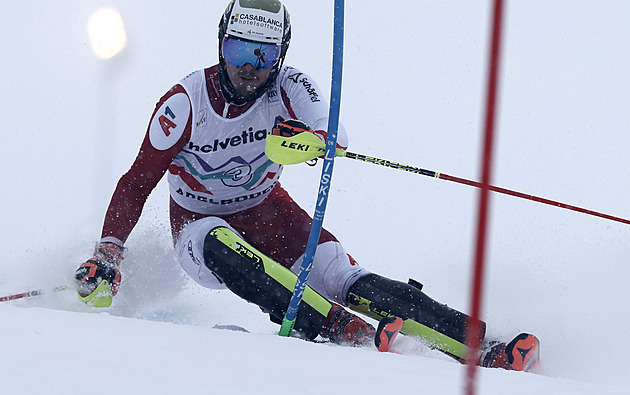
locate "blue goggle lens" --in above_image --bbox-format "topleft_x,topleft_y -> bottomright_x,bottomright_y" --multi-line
222,37 -> 281,71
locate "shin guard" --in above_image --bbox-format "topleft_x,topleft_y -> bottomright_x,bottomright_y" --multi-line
347,273 -> 485,361
203,226 -> 332,340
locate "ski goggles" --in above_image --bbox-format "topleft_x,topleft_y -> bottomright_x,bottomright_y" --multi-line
221,36 -> 281,71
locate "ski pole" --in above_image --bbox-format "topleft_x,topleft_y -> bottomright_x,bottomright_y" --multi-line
279,0 -> 345,337
265,133 -> 630,226
0,285 -> 71,303
346,152 -> 630,225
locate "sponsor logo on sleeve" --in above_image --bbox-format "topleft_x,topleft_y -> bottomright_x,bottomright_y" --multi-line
287,72 -> 320,103
149,92 -> 191,150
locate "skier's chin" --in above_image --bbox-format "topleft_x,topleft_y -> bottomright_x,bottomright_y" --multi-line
234,85 -> 254,97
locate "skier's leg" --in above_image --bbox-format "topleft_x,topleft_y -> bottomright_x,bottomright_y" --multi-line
202,221 -> 328,339
290,241 -> 368,305
282,235 -> 478,355
346,273 -> 485,362
178,216 -> 377,344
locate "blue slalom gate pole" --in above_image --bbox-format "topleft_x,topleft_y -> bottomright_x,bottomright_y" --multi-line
279,0 -> 345,337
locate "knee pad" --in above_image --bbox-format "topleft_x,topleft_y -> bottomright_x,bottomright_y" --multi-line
175,216 -> 233,289
290,241 -> 368,305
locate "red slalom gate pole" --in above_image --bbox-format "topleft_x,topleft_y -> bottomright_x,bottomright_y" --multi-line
465,1 -> 505,394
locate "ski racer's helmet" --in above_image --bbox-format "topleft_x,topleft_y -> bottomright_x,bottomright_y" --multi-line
218,0 -> 291,105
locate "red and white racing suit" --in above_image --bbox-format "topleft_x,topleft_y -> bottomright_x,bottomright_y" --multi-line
100,64 -> 366,304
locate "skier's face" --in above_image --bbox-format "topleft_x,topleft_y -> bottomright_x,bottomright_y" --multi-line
225,62 -> 272,98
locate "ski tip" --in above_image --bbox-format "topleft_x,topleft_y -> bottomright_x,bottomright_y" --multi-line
506,333 -> 540,372
375,316 -> 404,352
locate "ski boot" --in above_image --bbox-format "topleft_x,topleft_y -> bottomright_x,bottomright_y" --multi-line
321,305 -> 403,352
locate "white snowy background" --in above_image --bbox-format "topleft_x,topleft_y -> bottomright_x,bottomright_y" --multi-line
1,1 -> 628,394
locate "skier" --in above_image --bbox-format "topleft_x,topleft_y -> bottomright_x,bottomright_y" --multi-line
75,0 -> 538,370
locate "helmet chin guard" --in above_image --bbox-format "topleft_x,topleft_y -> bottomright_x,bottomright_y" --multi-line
218,0 -> 291,105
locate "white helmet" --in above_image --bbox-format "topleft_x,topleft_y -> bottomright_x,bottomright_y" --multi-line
218,0 -> 291,104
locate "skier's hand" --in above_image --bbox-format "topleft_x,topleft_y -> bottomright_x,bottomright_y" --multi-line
74,242 -> 124,308
272,119 -> 328,143
272,120 -> 329,164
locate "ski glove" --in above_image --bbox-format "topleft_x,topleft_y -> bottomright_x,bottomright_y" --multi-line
272,119 -> 329,164
74,242 -> 124,308
272,119 -> 328,143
